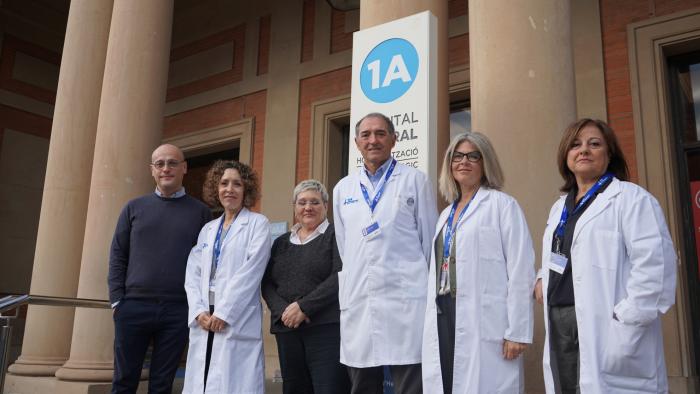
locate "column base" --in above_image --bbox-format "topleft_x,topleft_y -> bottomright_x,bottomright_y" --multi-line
3,375 -> 57,394
54,360 -> 115,383
1,375 -> 183,394
54,360 -> 148,383
6,356 -> 66,377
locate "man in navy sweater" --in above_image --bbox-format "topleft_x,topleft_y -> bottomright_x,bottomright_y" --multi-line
108,144 -> 211,394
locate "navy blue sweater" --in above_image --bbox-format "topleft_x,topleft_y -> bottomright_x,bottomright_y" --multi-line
108,193 -> 211,304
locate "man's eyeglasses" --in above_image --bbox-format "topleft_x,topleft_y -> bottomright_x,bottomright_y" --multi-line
151,160 -> 183,170
295,200 -> 323,207
451,150 -> 482,163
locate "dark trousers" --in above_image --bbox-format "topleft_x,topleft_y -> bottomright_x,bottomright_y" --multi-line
112,298 -> 188,394
436,295 -> 456,394
275,323 -> 350,394
346,363 -> 422,394
549,305 -> 580,394
204,305 -> 215,390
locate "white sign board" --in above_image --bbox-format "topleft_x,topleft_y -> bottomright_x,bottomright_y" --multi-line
349,11 -> 437,180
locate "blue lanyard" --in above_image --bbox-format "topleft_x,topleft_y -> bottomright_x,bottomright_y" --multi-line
443,189 -> 478,260
555,173 -> 613,240
360,159 -> 397,214
213,214 -> 235,271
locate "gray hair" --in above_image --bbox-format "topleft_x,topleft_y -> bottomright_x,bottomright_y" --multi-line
355,112 -> 395,136
292,179 -> 329,203
438,131 -> 504,202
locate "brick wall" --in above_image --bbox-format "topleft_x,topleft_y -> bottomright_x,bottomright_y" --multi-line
258,15 -> 271,75
167,25 -> 246,101
163,90 -> 267,209
449,34 -> 468,68
0,35 -> 59,104
330,9 -> 355,54
600,0 -> 700,181
449,0 -> 466,17
300,0 -> 315,62
296,67 -> 352,183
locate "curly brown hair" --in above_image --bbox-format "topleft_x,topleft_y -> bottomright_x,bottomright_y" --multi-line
202,160 -> 260,209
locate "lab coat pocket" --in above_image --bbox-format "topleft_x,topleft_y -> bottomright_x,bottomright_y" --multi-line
479,226 -> 504,262
590,230 -> 621,270
480,294 -> 508,342
392,195 -> 416,228
602,319 -> 656,378
479,227 -> 508,298
227,305 -> 262,340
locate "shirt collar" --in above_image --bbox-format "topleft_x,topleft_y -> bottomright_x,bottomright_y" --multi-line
155,187 -> 186,199
364,158 -> 393,181
290,219 -> 329,244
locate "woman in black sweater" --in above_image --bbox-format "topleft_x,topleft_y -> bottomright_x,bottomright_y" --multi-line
262,179 -> 350,394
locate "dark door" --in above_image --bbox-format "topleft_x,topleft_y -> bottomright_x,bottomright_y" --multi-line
668,51 -> 700,371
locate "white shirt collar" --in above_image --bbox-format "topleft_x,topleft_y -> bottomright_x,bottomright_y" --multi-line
289,219 -> 329,245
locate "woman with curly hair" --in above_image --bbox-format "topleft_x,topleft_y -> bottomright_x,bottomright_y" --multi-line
183,160 -> 271,394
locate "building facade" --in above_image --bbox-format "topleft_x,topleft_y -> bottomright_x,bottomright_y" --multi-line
0,0 -> 699,392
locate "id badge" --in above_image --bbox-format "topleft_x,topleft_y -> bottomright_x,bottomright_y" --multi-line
548,253 -> 568,274
362,221 -> 381,240
439,260 -> 449,289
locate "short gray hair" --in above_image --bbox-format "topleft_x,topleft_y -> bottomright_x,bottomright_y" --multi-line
438,131 -> 504,202
292,179 -> 329,203
355,112 -> 395,136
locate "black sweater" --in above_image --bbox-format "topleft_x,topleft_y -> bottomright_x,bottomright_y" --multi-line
262,224 -> 342,333
108,193 -> 211,304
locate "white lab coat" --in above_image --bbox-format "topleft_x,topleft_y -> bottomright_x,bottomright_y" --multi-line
183,208 -> 271,394
540,179 -> 676,393
422,188 -> 535,394
333,163 -> 438,367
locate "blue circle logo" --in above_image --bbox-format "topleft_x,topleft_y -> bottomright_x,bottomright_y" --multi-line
360,38 -> 419,103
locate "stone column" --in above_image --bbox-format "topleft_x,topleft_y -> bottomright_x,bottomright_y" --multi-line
53,0 -> 174,385
360,0 -> 450,174
468,1 -> 576,392
6,0 -> 113,378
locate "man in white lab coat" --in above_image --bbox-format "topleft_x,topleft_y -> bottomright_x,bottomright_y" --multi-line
333,112 -> 438,394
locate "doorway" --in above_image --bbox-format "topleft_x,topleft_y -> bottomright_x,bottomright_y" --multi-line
668,50 -> 700,372
183,145 -> 240,204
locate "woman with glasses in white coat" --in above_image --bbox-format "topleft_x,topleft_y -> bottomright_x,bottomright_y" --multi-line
534,119 -> 677,393
183,160 -> 271,394
422,132 -> 535,394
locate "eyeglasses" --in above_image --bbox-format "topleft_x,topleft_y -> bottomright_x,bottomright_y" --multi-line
452,150 -> 482,163
294,199 -> 323,207
151,159 -> 183,169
